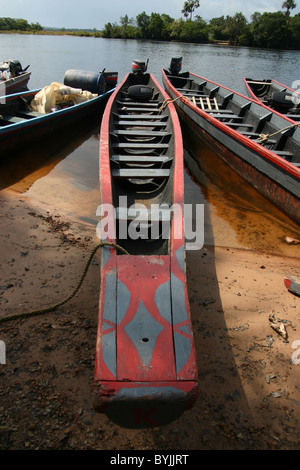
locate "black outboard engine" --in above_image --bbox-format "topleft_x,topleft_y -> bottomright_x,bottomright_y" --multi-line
169,57 -> 182,75
270,91 -> 294,110
132,59 -> 149,74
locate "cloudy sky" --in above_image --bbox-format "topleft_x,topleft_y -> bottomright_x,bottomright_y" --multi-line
1,0 -> 299,29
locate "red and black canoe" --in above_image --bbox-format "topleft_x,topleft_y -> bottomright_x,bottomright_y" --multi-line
243,77 -> 300,121
162,58 -> 300,226
93,60 -> 198,428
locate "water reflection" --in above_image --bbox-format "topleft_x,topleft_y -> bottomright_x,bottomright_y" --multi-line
182,121 -> 300,256
0,124 -> 99,194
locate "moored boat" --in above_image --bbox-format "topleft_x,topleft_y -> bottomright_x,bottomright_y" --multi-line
284,275 -> 300,297
0,59 -> 31,95
0,69 -> 118,156
244,77 -> 300,121
162,58 -> 300,226
93,60 -> 198,428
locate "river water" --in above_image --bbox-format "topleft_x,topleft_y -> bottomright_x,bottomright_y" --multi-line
1,33 -> 300,255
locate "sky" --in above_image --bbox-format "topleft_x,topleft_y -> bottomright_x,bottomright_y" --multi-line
1,0 -> 300,30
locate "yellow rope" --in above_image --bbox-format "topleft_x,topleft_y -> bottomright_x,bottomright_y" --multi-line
259,123 -> 299,144
159,96 -> 182,113
0,241 -> 128,325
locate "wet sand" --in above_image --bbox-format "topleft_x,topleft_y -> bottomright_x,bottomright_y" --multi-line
1,132 -> 300,450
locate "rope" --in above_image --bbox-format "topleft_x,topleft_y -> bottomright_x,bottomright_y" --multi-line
259,123 -> 299,144
159,96 -> 182,113
0,241 -> 128,325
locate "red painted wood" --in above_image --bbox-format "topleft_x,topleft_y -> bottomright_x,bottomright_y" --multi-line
94,71 -> 198,427
284,276 -> 300,296
116,255 -> 176,382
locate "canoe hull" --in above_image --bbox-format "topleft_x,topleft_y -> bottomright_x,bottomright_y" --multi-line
244,77 -> 300,124
0,88 -> 114,156
162,69 -> 300,226
94,71 -> 198,427
0,72 -> 31,95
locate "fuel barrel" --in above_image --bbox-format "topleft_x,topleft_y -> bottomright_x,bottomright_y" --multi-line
63,69 -> 106,94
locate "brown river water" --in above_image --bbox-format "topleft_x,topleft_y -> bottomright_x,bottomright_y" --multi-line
0,34 -> 300,257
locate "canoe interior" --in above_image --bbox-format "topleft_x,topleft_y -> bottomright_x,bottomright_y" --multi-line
0,90 -> 43,126
94,70 -> 198,428
164,70 -> 300,169
107,73 -> 176,255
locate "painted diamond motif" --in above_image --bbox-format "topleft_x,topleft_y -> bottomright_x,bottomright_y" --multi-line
124,300 -> 163,366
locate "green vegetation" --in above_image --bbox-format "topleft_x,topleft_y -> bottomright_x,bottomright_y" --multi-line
0,17 -> 42,31
0,1 -> 299,50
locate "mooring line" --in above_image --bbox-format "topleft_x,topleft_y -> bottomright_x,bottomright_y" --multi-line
0,242 -> 128,325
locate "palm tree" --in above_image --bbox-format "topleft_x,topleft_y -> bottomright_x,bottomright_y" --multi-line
282,0 -> 297,16
181,1 -> 200,21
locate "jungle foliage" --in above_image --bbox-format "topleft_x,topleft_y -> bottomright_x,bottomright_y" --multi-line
102,6 -> 300,50
1,1 -> 300,50
0,17 -> 42,31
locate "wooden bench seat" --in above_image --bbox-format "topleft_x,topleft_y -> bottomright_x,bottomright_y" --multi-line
112,168 -> 170,179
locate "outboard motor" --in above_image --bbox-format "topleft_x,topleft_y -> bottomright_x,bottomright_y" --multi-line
169,57 -> 182,75
270,91 -> 295,110
132,59 -> 149,74
9,59 -> 23,76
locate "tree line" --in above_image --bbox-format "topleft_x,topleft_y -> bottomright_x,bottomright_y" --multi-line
102,8 -> 300,50
0,1 -> 299,50
0,17 -> 42,31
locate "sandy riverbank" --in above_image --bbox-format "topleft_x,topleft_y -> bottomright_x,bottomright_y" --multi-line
0,187 -> 300,450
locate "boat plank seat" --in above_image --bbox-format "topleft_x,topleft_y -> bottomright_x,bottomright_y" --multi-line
293,162 -> 300,167
180,89 -> 205,95
241,131 -> 278,144
0,114 -> 26,123
115,120 -> 167,127
16,110 -> 42,118
111,154 -> 171,163
205,109 -> 235,114
223,122 -> 253,128
111,130 -> 171,137
242,131 -> 276,144
112,142 -> 169,149
117,100 -> 159,108
118,107 -> 161,113
287,114 -> 300,121
209,113 -> 243,120
116,206 -> 172,222
112,168 -> 170,179
272,150 -> 294,159
167,75 -> 195,81
115,114 -> 167,120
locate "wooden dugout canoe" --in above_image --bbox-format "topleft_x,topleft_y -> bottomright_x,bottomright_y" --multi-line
162,58 -> 300,226
93,60 -> 198,428
0,69 -> 117,156
243,77 -> 300,121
